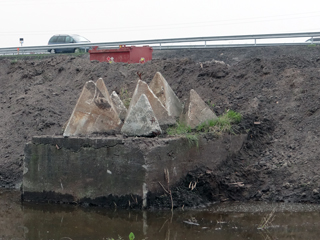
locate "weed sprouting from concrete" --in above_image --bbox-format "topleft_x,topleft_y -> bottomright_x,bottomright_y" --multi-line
167,123 -> 198,147
120,88 -> 131,109
185,133 -> 199,148
167,122 -> 191,135
166,110 -> 241,147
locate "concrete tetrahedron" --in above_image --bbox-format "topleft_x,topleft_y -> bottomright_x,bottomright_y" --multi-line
180,89 -> 218,128
149,72 -> 182,119
63,78 -> 121,136
121,94 -> 162,137
110,91 -> 127,121
127,80 -> 175,126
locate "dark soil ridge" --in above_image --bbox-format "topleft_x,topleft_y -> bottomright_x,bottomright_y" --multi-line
1,46 -> 320,207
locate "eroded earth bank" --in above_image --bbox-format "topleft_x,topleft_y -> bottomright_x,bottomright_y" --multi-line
1,45 -> 320,207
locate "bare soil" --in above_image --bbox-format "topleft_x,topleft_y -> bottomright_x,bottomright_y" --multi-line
1,45 -> 320,207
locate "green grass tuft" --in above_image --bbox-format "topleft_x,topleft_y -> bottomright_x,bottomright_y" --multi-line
167,122 -> 191,135
166,110 -> 242,146
196,110 -> 242,133
186,133 -> 199,147
167,123 -> 198,147
226,110 -> 242,123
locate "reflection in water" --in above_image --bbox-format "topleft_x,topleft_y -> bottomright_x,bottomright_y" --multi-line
3,190 -> 320,239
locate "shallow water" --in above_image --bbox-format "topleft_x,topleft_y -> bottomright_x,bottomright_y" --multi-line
2,190 -> 320,240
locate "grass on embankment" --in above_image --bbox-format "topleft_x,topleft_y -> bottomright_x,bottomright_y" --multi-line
166,110 -> 242,146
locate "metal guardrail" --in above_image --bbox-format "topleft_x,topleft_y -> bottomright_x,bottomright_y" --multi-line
0,31 -> 319,55
151,42 -> 311,50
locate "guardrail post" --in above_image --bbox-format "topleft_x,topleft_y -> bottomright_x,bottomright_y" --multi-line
254,39 -> 256,46
160,43 -> 161,50
205,41 -> 206,48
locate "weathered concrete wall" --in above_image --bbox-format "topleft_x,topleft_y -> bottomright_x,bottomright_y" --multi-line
23,134 -> 246,208
143,134 -> 245,194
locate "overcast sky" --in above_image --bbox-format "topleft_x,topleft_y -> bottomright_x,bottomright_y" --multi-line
1,0 -> 320,47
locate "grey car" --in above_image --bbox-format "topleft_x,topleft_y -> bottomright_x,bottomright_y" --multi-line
305,38 -> 320,44
48,34 -> 90,53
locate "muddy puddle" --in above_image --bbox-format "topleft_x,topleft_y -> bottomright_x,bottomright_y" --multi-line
2,190 -> 320,240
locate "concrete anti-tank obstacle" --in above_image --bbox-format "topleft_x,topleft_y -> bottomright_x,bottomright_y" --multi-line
127,80 -> 176,126
63,78 -> 121,136
121,94 -> 162,137
180,89 -> 218,128
149,72 -> 183,119
110,91 -> 127,121
23,74 -> 248,208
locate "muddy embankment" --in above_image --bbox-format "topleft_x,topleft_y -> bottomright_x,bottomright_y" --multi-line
1,45 -> 320,207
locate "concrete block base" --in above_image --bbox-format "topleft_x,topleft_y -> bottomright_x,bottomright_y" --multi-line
22,134 -> 246,208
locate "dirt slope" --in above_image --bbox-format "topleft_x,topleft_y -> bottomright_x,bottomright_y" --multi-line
1,46 -> 320,205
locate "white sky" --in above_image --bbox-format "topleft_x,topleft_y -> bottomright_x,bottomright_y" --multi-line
0,0 -> 320,47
